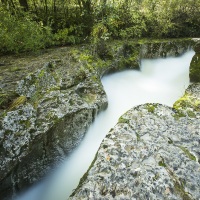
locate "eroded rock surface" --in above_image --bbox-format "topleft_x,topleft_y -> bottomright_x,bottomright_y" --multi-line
190,39 -> 200,82
70,83 -> 200,200
0,61 -> 107,199
0,38 -> 199,199
140,38 -> 194,58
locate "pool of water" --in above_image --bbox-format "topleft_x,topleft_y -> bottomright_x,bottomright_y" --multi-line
15,50 -> 195,200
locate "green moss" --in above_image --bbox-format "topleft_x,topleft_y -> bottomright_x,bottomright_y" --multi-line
9,66 -> 22,72
135,132 -> 140,141
146,104 -> 157,113
190,53 -> 200,82
167,168 -> 192,200
79,53 -> 94,64
118,116 -> 129,124
173,93 -> 200,119
91,74 -> 99,83
38,69 -> 45,78
137,38 -> 192,45
173,95 -> 191,110
178,146 -> 196,161
29,91 -> 41,108
158,160 -> 166,167
158,156 -> 167,167
0,93 -> 8,108
0,91 -> 19,110
8,96 -> 27,111
173,111 -> 186,120
174,182 -> 191,200
4,130 -> 11,135
82,93 -> 97,104
187,110 -> 196,118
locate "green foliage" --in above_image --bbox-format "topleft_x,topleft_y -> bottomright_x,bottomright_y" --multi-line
0,0 -> 200,53
91,22 -> 110,43
54,24 -> 85,45
0,8 -> 52,53
142,0 -> 200,38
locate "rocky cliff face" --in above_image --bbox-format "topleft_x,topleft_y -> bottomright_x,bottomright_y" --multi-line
0,58 -> 107,199
69,83 -> 200,200
140,39 -> 194,58
190,39 -> 200,82
69,39 -> 200,200
0,39 -> 198,199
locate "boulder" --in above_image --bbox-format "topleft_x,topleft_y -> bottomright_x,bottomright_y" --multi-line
70,83 -> 200,200
0,61 -> 107,199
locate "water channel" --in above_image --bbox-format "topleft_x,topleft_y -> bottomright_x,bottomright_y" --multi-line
16,50 -> 195,200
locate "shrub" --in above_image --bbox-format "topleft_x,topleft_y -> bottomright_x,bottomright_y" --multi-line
0,8 -> 53,54
54,24 -> 84,45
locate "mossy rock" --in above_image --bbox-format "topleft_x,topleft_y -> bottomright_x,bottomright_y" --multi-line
0,91 -> 19,110
190,53 -> 200,82
178,146 -> 196,161
193,42 -> 200,53
118,116 -> 129,124
174,93 -> 199,109
95,41 -> 113,60
8,96 -> 27,111
146,104 -> 156,113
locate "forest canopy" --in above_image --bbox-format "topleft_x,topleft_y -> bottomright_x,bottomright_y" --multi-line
0,0 -> 200,53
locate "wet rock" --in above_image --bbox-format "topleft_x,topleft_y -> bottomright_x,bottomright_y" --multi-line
70,83 -> 200,200
190,39 -> 200,82
140,39 -> 194,58
0,61 -> 107,199
0,38 -> 199,199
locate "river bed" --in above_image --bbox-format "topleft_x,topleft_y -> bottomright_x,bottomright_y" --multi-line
15,50 -> 194,200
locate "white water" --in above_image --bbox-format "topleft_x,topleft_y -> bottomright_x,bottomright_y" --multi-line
15,50 -> 194,200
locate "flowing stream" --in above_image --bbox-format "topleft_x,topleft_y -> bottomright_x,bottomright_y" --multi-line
16,50 -> 194,200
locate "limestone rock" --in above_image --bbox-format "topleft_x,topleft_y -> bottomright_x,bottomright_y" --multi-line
70,83 -> 200,200
0,38 -> 199,199
140,39 -> 194,58
0,61 -> 107,199
190,40 -> 200,82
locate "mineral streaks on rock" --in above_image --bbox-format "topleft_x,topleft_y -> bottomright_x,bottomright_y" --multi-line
70,83 -> 200,200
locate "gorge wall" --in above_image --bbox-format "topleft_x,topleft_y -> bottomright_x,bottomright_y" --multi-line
0,38 -> 198,199
70,40 -> 200,199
